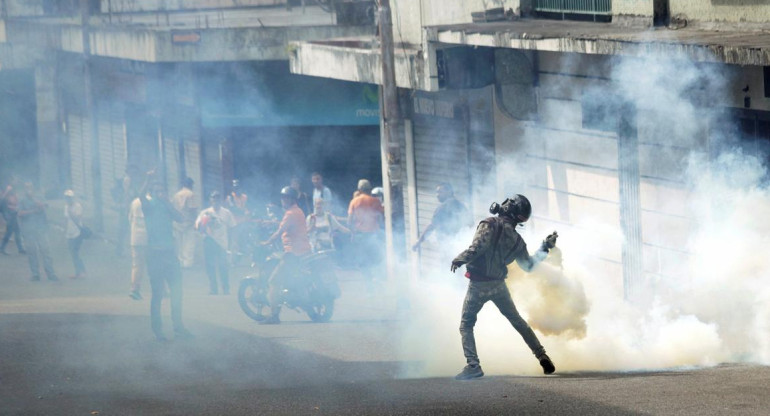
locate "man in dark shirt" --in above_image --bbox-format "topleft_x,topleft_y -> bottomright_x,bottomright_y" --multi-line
412,182 -> 470,251
139,172 -> 193,341
450,194 -> 557,380
17,181 -> 57,281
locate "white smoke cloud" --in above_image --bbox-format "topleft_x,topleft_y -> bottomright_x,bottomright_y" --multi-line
397,54 -> 770,377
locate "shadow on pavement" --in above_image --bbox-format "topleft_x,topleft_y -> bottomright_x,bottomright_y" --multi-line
0,313 -> 645,415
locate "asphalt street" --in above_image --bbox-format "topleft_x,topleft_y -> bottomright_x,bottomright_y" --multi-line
1,229 -> 769,415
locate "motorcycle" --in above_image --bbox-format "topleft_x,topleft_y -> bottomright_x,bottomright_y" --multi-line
238,246 -> 340,323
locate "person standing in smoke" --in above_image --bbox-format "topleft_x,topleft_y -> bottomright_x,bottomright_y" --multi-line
139,171 -> 193,341
291,176 -> 312,217
116,165 -> 140,257
347,179 -> 385,285
172,177 -> 199,268
412,182 -> 471,251
128,195 -> 147,300
311,172 -> 333,214
226,179 -> 249,260
17,181 -> 58,281
260,186 -> 312,324
196,191 -> 236,295
0,177 -> 25,255
63,189 -> 87,279
450,194 -> 557,380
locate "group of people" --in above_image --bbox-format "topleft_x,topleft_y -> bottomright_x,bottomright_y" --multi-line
1,177 -> 88,282
2,168 -> 562,378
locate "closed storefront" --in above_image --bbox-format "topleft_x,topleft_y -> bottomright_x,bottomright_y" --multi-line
407,88 -> 494,276
66,112 -> 93,204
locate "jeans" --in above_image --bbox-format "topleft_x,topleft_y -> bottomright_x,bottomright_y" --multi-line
459,280 -> 545,366
1,212 -> 24,252
22,227 -> 56,280
67,236 -> 86,275
267,252 -> 302,316
203,237 -> 229,294
146,247 -> 184,335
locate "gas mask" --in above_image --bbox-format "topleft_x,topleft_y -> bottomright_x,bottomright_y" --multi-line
489,194 -> 531,223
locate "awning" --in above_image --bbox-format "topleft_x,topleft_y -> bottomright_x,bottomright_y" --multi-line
289,37 -> 436,91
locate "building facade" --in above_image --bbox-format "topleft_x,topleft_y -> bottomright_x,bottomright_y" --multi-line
0,0 -> 379,238
290,0 -> 770,299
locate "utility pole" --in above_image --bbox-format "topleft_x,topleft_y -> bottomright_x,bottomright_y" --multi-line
80,0 -> 103,231
378,0 -> 405,279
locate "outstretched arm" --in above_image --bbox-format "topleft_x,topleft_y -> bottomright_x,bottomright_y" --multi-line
451,221 -> 494,272
516,231 -> 558,272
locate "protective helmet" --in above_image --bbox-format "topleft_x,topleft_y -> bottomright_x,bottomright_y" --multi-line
489,194 -> 531,223
280,186 -> 298,200
372,187 -> 384,197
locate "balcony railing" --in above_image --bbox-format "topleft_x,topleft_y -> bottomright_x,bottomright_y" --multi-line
534,0 -> 611,21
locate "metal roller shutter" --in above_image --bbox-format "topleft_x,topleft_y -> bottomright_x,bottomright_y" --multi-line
164,137 -> 181,194
98,102 -> 127,210
202,138 -> 224,198
67,113 -> 93,200
412,115 -> 470,276
184,141 -> 204,209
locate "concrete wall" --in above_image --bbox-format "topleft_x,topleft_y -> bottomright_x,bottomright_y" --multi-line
101,0 -> 285,13
391,0 -> 521,46
494,51 -> 714,295
613,0 -> 654,17
5,0 -> 44,17
671,0 -> 770,25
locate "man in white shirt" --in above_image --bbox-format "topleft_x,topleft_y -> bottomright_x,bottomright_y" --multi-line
311,172 -> 333,214
128,196 -> 147,300
195,191 -> 236,295
64,189 -> 86,279
172,177 -> 199,268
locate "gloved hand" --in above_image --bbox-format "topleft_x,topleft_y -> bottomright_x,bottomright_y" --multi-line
451,259 -> 466,273
540,231 -> 558,252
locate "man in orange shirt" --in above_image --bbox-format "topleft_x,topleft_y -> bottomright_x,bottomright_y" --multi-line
347,179 -> 384,283
261,186 -> 312,324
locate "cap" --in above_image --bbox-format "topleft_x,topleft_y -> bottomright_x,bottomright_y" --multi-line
64,189 -> 75,197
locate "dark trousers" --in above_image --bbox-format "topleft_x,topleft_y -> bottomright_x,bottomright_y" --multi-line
1,213 -> 24,252
146,247 -> 184,336
459,280 -> 545,366
203,237 -> 229,294
67,236 -> 86,275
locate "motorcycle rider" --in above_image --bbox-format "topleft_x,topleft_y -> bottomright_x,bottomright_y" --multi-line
260,186 -> 312,324
450,194 -> 558,380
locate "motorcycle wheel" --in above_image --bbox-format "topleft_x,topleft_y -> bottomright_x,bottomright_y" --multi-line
238,277 -> 270,322
305,298 -> 334,323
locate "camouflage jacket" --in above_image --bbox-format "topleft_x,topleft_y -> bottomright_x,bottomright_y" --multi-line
453,216 -> 547,280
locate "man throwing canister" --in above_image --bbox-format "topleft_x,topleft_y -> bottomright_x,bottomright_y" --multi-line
450,194 -> 558,380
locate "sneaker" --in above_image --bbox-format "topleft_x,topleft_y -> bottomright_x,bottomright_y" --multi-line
47,275 -> 59,282
129,290 -> 143,300
538,354 -> 556,375
259,315 -> 281,325
174,328 -> 195,340
455,364 -> 484,380
30,276 -> 41,282
0,249 -> 7,255
18,249 -> 26,254
154,332 -> 168,342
